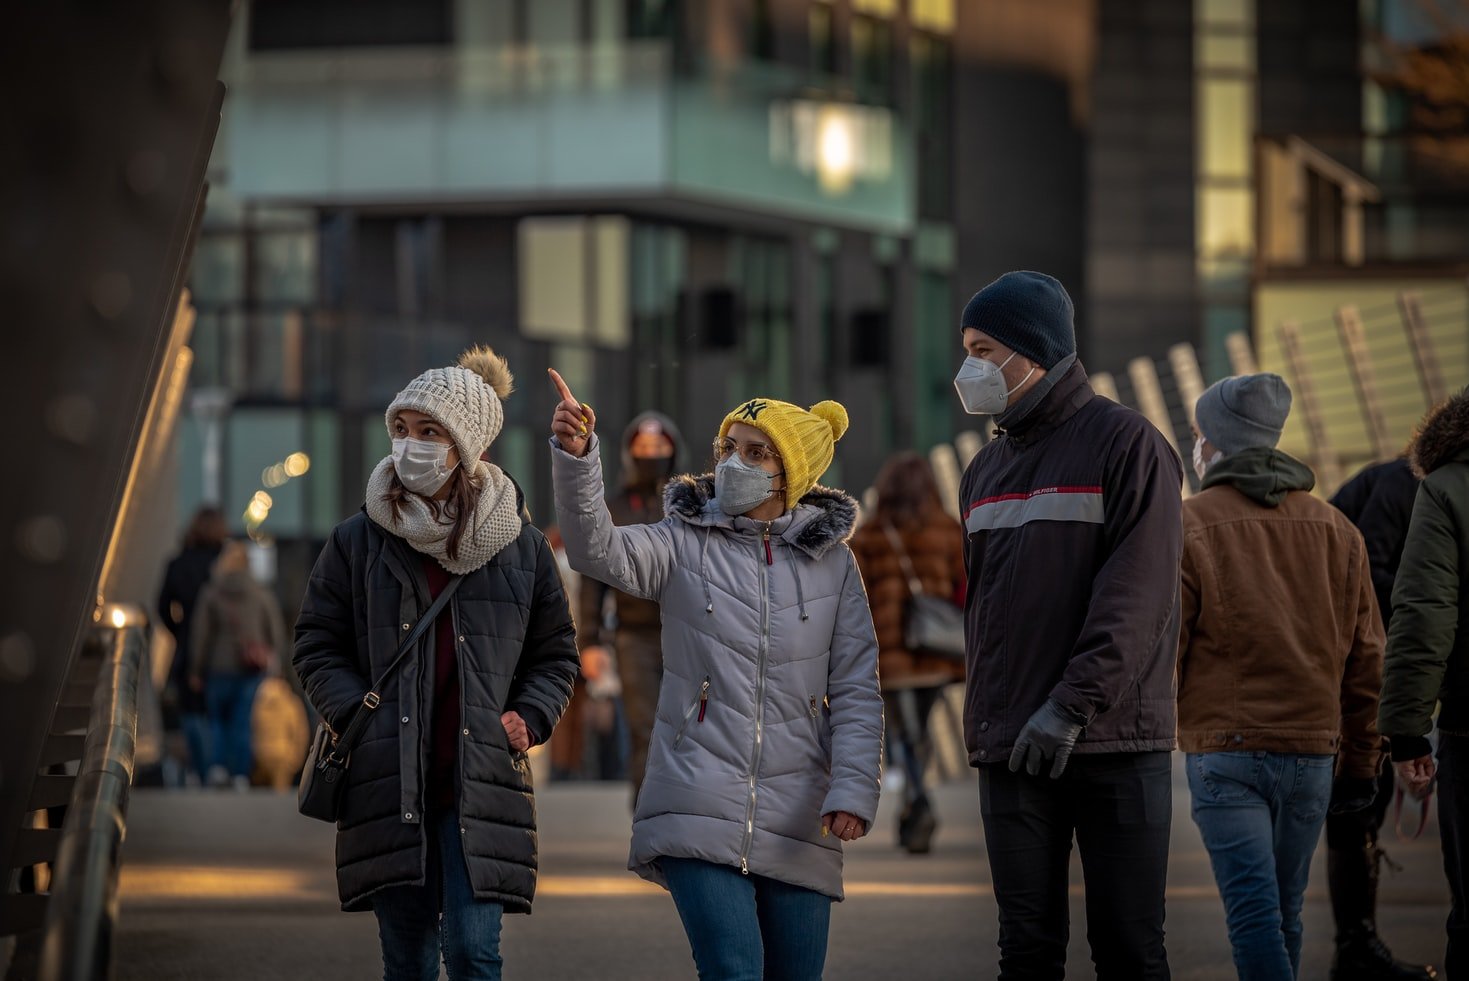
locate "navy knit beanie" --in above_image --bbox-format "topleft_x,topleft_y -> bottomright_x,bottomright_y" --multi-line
960,271 -> 1076,369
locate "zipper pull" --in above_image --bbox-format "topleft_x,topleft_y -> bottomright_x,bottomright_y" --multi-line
698,678 -> 710,723
809,695 -> 819,718
763,527 -> 773,566
740,856 -> 750,875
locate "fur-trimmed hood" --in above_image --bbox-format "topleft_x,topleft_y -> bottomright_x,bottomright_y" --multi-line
663,473 -> 858,559
1410,389 -> 1469,478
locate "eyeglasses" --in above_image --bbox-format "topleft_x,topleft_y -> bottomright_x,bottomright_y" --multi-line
713,438 -> 781,468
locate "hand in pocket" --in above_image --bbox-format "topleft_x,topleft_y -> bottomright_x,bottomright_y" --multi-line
501,710 -> 531,752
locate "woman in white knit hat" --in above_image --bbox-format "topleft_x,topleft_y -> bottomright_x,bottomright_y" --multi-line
294,347 -> 580,981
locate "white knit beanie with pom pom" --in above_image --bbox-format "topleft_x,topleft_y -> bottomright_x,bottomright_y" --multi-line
386,346 -> 515,464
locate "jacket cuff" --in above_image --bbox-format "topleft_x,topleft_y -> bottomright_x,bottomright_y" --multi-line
821,780 -> 880,827
1045,688 -> 1095,726
513,703 -> 553,750
1388,734 -> 1433,763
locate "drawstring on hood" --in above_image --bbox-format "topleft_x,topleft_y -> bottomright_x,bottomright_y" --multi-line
787,542 -> 810,621
700,527 -> 714,614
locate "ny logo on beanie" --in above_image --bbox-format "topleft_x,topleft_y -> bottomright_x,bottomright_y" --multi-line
738,399 -> 769,421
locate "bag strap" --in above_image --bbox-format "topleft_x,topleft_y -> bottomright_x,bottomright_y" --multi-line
1395,783 -> 1433,841
881,521 -> 925,597
326,574 -> 464,763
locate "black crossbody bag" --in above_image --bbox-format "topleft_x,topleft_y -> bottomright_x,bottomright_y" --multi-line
298,575 -> 464,822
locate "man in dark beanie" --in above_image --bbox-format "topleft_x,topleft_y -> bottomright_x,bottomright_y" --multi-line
956,270 -> 1184,978
1180,374 -> 1388,980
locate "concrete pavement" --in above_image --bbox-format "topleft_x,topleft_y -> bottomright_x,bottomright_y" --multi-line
116,757 -> 1448,979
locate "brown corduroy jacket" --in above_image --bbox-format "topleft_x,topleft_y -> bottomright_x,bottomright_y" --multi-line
1178,449 -> 1385,777
849,511 -> 967,690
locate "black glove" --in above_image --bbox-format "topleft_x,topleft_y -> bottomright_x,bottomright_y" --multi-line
1329,775 -> 1379,815
1008,699 -> 1087,779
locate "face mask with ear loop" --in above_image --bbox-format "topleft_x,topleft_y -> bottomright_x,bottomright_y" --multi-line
392,437 -> 458,496
1192,438 -> 1223,482
715,456 -> 783,516
954,351 -> 1037,415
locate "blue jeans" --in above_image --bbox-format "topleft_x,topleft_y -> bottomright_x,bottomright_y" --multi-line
1187,752 -> 1334,981
204,674 -> 261,779
374,810 -> 504,981
661,856 -> 832,981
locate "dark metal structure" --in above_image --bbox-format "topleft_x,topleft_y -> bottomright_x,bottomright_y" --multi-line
0,2 -> 233,975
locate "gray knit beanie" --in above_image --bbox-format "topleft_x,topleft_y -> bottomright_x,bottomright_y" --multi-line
1194,373 -> 1292,456
386,346 -> 514,464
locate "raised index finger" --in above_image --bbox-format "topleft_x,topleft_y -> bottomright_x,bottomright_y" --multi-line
547,368 -> 575,405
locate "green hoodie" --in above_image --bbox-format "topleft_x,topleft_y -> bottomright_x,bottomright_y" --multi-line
1201,446 -> 1316,508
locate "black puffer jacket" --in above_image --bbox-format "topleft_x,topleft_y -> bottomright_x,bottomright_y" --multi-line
294,504 -> 579,913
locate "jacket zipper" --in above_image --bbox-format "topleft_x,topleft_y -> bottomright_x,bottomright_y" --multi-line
674,676 -> 711,747
741,524 -> 773,874
451,598 -> 474,881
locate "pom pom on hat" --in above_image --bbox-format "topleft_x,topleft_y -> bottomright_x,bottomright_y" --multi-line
810,400 -> 849,441
458,345 -> 514,400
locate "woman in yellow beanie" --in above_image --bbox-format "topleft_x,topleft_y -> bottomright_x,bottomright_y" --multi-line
548,371 -> 883,981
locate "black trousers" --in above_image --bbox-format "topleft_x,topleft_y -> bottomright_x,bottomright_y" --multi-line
1440,733 -> 1469,979
979,751 -> 1173,981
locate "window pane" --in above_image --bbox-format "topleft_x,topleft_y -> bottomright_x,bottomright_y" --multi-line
519,217 -> 587,342
1199,186 -> 1255,260
191,235 -> 244,305
911,0 -> 955,34
1197,0 -> 1253,28
254,230 -> 318,305
1198,79 -> 1254,179
809,3 -> 835,77
1198,34 -> 1253,71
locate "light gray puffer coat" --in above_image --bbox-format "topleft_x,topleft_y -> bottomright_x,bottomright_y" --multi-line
552,437 -> 883,900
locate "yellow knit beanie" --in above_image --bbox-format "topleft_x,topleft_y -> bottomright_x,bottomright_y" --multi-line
719,398 -> 850,510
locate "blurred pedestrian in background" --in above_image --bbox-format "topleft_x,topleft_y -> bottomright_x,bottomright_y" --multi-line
1330,456 -> 1436,981
956,271 -> 1184,979
1179,373 -> 1385,981
577,411 -> 685,800
190,539 -> 285,790
294,346 -> 579,981
1382,388 -> 1469,980
550,372 -> 882,981
545,524 -> 625,783
849,451 -> 965,854
156,505 -> 228,787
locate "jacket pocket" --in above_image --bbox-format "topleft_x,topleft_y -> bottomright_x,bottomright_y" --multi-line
809,694 -> 832,760
674,677 -> 711,749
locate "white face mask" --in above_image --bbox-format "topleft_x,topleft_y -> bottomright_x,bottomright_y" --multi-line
1192,438 -> 1221,482
954,351 -> 1037,416
392,437 -> 457,496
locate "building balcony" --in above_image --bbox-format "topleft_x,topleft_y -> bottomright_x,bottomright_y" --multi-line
1257,133 -> 1469,277
223,41 -> 913,235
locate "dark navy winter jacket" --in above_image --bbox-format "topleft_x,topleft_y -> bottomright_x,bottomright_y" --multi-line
958,361 -> 1184,765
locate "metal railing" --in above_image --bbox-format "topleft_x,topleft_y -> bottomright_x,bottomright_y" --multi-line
34,622 -> 144,981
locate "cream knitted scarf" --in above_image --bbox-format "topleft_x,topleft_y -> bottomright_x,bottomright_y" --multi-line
364,457 -> 522,574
